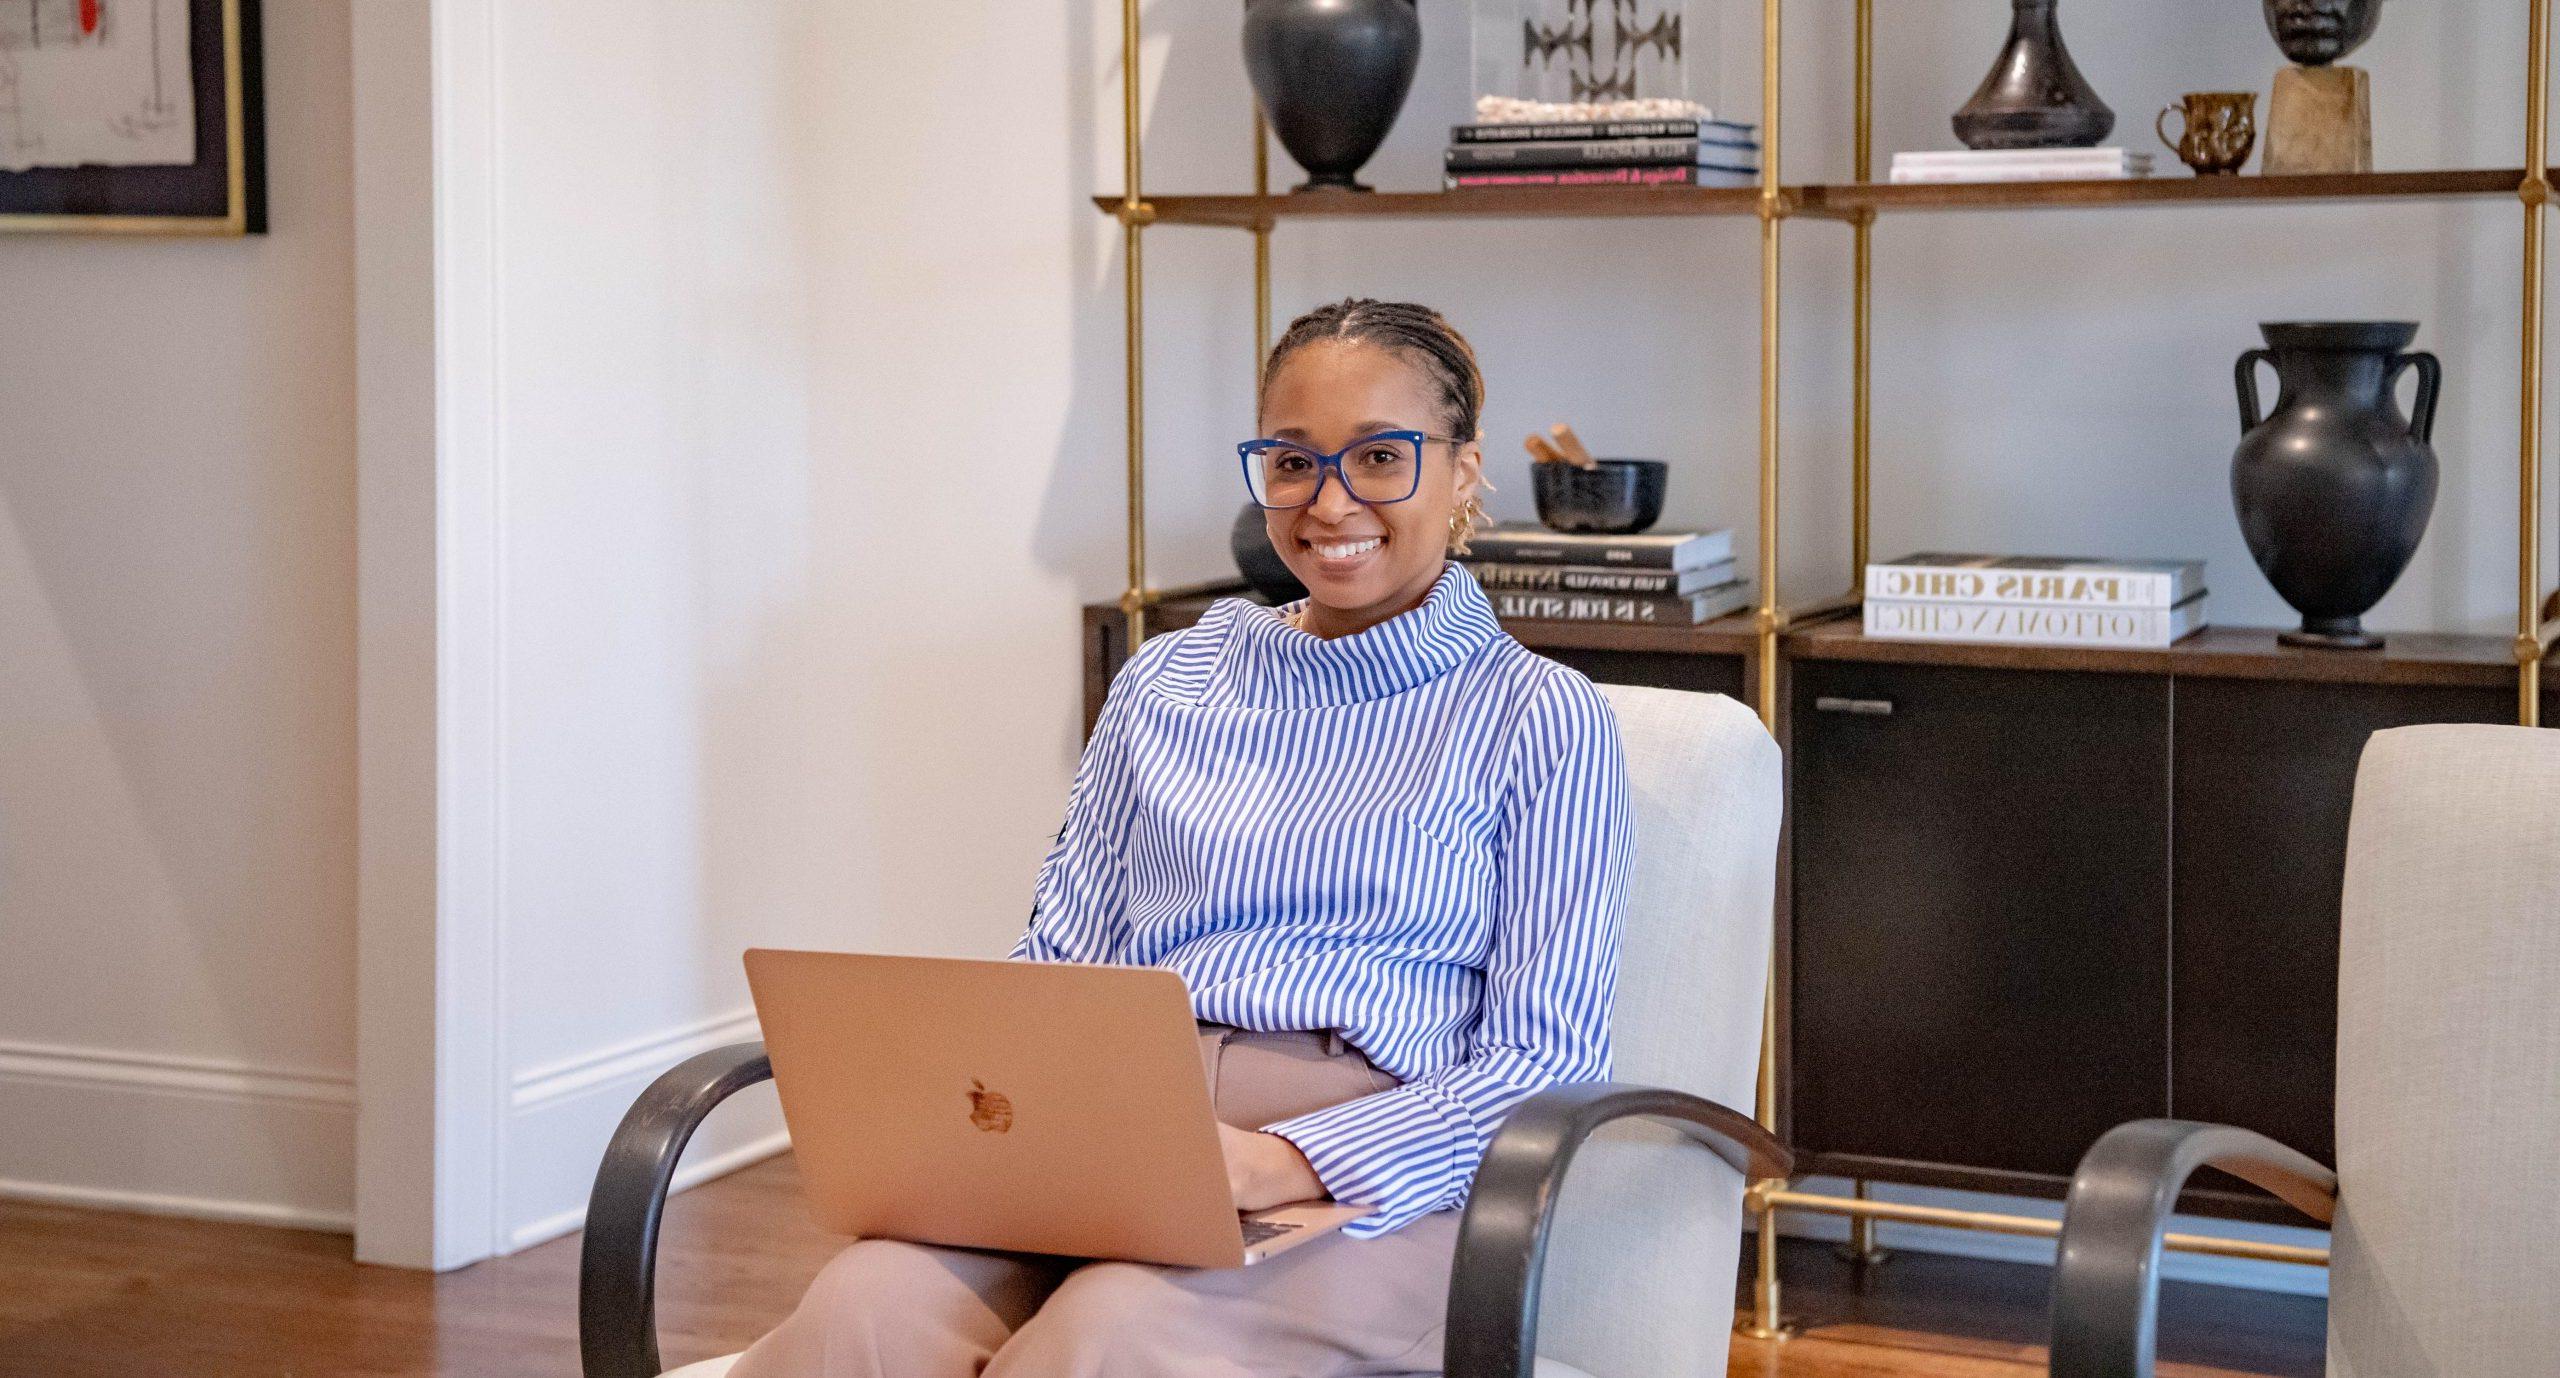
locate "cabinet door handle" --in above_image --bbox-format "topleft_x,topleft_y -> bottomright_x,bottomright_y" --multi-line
1813,695 -> 1895,716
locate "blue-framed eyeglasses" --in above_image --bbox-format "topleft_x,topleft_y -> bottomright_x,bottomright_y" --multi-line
1235,429 -> 1467,510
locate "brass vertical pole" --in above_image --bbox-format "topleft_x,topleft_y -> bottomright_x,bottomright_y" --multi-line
1740,0 -> 1781,737
1254,109 -> 1274,376
1836,1177 -> 1891,1266
2522,0 -> 2552,727
1740,0 -> 1791,1342
1850,0 -> 1875,587
1119,0 -> 1150,646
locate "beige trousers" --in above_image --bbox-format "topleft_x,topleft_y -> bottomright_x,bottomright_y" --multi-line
725,1024 -> 1460,1378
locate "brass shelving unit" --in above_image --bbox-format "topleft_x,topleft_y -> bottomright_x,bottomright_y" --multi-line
1101,0 -> 2558,1338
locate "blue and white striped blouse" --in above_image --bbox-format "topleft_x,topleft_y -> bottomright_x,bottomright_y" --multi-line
1011,560 -> 1634,1236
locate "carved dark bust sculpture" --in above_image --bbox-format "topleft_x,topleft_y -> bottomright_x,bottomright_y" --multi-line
2263,0 -> 2383,66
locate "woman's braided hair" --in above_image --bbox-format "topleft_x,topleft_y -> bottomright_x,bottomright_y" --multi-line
1257,298 -> 1493,553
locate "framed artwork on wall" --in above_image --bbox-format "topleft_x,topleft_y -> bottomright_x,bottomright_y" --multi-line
0,0 -> 263,235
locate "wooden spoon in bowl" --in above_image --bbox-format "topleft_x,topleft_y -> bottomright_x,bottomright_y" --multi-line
1547,423 -> 1599,469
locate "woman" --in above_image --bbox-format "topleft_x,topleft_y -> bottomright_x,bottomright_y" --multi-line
731,298 -> 1634,1377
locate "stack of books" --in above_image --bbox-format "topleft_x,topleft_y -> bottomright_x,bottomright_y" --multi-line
1887,147 -> 2153,184
1444,116 -> 1762,190
1462,523 -> 1752,626
1863,554 -> 2207,648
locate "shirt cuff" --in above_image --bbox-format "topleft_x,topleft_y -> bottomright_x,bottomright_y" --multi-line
1262,1083 -> 1472,1237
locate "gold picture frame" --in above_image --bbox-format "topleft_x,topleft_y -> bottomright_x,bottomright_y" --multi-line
0,0 -> 263,235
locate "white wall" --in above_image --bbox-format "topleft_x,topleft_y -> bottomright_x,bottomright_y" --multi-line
377,0 -> 1136,1258
0,0 -> 357,1229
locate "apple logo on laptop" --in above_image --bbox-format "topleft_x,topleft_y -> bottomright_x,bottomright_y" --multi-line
967,1079 -> 1014,1133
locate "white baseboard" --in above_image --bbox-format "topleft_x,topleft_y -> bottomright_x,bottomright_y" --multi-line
506,1128 -> 791,1254
0,1176 -> 354,1232
502,1007 -> 786,1255
510,1007 -> 763,1111
1772,1175 -> 2330,1298
0,1040 -> 356,1232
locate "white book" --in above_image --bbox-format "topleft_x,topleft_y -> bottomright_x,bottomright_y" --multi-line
1889,164 -> 2153,184
1865,554 -> 2204,608
1864,595 -> 2209,648
1892,146 -> 2149,167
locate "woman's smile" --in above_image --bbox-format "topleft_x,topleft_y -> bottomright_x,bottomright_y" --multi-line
1303,532 -> 1385,572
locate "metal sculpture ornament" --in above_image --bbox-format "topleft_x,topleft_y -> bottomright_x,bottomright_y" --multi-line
1521,0 -> 1682,104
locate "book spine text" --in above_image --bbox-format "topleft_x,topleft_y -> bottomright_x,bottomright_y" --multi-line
1493,590 -> 1694,623
1468,562 -> 1734,594
1863,599 -> 2203,647
1445,165 -> 1728,189
1452,119 -> 1747,143
1864,565 -> 2186,607
1445,137 -> 1758,170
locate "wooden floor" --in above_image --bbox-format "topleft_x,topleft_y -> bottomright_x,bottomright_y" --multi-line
0,1154 -> 2323,1377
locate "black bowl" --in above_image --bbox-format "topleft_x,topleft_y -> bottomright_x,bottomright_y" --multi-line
1531,458 -> 1668,534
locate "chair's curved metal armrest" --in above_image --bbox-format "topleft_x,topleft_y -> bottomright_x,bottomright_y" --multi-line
579,1041 -> 773,1378
1442,1081 -> 1791,1378
2049,1118 -> 2337,1378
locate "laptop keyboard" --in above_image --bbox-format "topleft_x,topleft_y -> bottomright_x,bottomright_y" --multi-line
1239,1217 -> 1303,1247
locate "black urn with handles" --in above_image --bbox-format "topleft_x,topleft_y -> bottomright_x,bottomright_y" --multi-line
2231,321 -> 2440,649
1242,0 -> 1421,193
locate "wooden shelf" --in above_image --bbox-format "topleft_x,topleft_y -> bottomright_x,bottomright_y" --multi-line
1787,619 -> 2548,689
1120,590 -> 1759,657
1101,168 -> 2546,229
1807,166 -> 2540,216
1102,593 -> 2547,689
1101,184 -> 1765,228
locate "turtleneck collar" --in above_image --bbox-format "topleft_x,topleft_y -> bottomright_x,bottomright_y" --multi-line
1187,562 -> 1502,709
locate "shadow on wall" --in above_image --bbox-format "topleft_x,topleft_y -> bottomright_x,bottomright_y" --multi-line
0,0 -> 358,1130
671,0 -> 1143,1000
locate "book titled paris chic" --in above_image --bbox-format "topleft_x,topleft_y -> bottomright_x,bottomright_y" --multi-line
1864,553 -> 2204,608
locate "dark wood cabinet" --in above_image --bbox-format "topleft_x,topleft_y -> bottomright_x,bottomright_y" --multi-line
1529,645 -> 1748,701
2168,677 -> 2525,1169
1788,662 -> 2171,1184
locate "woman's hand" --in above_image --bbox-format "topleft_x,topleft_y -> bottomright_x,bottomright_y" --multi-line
1216,1122 -> 1327,1213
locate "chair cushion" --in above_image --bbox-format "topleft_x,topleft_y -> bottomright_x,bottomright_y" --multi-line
2331,724 -> 2560,1378
675,1342 -> 1597,1362
1530,685 -> 1778,1378
668,1351 -> 1597,1376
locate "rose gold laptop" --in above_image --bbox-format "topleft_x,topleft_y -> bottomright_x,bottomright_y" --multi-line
742,949 -> 1374,1268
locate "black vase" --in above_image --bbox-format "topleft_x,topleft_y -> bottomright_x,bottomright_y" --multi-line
2232,321 -> 2441,650
1952,0 -> 2115,150
1231,502 -> 1309,605
1242,0 -> 1421,193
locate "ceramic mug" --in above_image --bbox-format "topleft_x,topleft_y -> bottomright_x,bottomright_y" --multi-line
2157,91 -> 2258,175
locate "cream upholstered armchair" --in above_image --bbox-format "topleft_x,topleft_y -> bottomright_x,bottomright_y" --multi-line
580,682 -> 1787,1378
2047,723 -> 2560,1378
